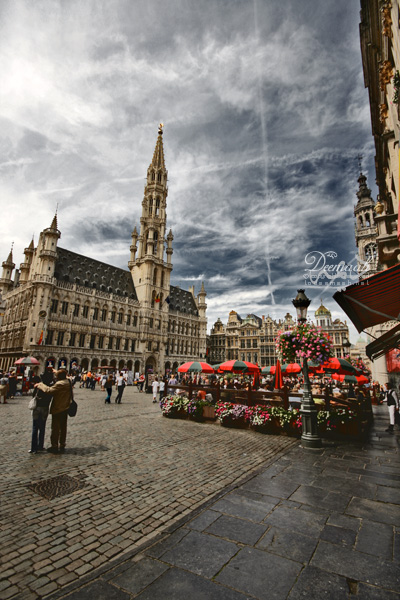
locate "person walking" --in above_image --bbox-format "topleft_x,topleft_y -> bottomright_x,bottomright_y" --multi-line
8,370 -> 17,398
152,377 -> 159,403
159,377 -> 165,403
29,370 -> 53,453
115,372 -> 127,404
34,369 -> 72,454
139,373 -> 145,392
0,372 -> 9,403
104,373 -> 114,403
385,382 -> 399,433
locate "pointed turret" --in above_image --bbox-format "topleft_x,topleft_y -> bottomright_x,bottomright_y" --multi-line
19,238 -> 35,284
0,246 -> 15,294
37,213 -> 61,276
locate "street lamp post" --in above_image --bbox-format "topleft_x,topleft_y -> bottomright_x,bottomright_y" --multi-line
292,290 -> 322,449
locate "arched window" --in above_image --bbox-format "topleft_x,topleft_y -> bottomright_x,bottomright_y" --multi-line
155,198 -> 160,216
358,216 -> 363,228
153,268 -> 158,286
153,232 -> 158,255
151,171 -> 155,181
160,271 -> 164,288
157,172 -> 162,182
365,213 -> 370,227
149,198 -> 153,216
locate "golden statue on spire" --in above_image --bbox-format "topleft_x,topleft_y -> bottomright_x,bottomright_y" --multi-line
158,123 -> 164,135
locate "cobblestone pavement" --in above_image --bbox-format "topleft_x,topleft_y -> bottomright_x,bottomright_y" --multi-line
0,385 -> 296,599
46,405 -> 399,600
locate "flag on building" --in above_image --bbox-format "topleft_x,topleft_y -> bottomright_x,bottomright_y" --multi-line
37,330 -> 43,345
155,293 -> 161,303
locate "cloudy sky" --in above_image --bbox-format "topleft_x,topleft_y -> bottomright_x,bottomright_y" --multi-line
0,0 -> 375,339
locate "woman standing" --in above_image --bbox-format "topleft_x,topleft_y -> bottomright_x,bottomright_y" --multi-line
30,371 -> 53,453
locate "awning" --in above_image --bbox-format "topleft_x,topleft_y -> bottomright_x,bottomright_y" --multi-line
333,263 -> 400,333
366,323 -> 400,361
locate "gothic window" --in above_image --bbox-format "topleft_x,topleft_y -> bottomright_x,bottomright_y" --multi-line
133,313 -> 138,327
69,332 -> 76,347
149,198 -> 153,216
358,216 -> 363,228
93,307 -> 99,320
151,290 -> 155,308
153,232 -> 158,254
50,299 -> 58,313
90,335 -> 95,349
82,305 -> 89,318
365,243 -> 377,262
157,172 -> 162,182
151,171 -> 155,181
124,339 -> 129,351
131,339 -> 136,352
111,310 -> 116,323
365,213 -> 370,227
98,336 -> 104,349
101,308 -> 107,321
46,330 -> 54,345
116,338 -> 121,350
118,311 -> 123,324
126,313 -> 131,326
57,331 -> 64,346
61,301 -> 68,315
153,268 -> 158,286
108,336 -> 113,350
155,197 -> 160,216
79,333 -> 86,347
161,271 -> 164,287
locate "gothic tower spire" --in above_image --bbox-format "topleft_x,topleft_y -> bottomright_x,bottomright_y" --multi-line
129,124 -> 173,309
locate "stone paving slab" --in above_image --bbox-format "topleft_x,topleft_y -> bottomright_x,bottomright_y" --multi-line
0,386 -> 296,599
42,405 -> 400,600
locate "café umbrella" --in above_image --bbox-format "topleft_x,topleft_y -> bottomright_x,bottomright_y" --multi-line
14,357 -> 39,366
178,361 -> 215,374
274,359 -> 283,390
218,360 -> 259,373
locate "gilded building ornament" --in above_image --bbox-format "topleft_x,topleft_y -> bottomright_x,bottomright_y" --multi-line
379,60 -> 394,91
380,2 -> 393,37
379,103 -> 388,122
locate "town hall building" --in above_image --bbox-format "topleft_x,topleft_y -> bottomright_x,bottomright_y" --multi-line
0,125 -> 207,375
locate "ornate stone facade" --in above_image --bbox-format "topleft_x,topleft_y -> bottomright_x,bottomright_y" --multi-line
0,127 -> 207,374
360,0 -> 400,268
208,307 -> 349,366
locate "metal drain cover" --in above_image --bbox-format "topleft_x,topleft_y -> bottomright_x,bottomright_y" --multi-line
27,474 -> 87,500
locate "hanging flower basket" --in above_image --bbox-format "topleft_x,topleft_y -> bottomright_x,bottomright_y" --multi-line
276,323 -> 332,365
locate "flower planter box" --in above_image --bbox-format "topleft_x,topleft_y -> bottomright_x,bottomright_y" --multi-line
221,417 -> 247,429
164,409 -> 187,419
203,406 -> 216,420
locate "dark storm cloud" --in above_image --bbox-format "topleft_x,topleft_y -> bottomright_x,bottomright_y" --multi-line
0,0 -> 375,336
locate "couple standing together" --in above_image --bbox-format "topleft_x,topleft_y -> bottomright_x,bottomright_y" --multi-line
31,369 -> 73,454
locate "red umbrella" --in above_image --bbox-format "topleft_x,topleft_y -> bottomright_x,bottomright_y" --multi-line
178,361 -> 215,373
14,357 -> 39,366
284,363 -> 302,374
356,374 -> 369,385
320,358 -> 357,375
218,360 -> 259,373
274,359 -> 283,390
